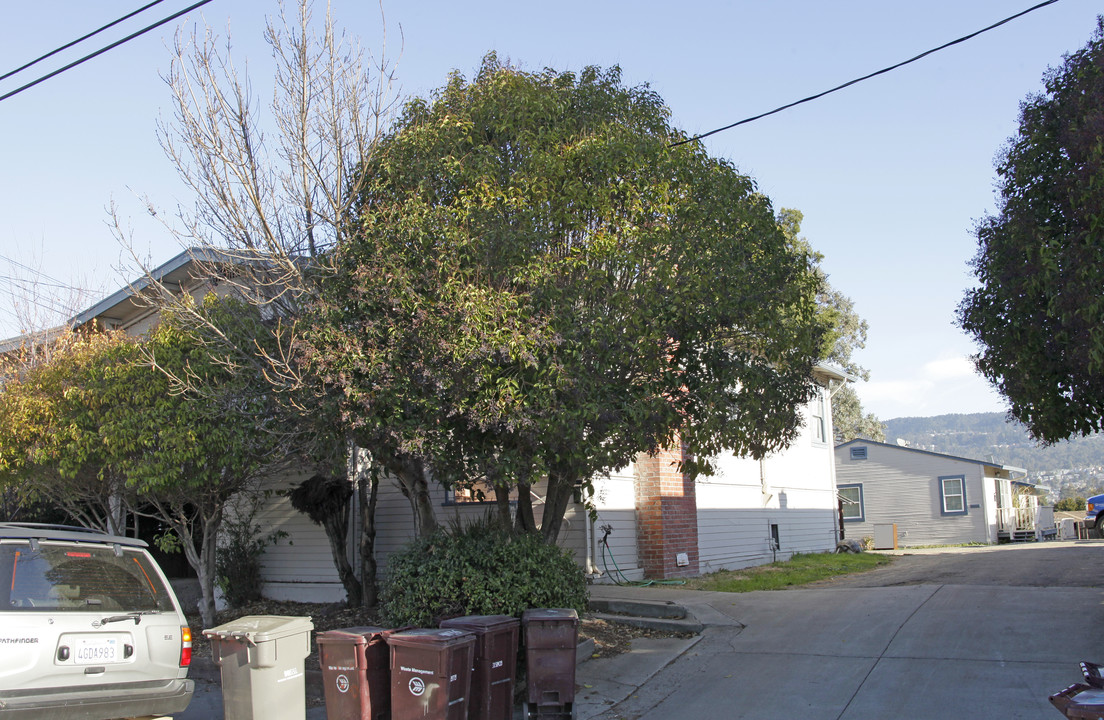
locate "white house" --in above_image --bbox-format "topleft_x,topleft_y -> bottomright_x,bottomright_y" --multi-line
833,439 -> 1044,547
9,248 -> 850,601
257,363 -> 847,600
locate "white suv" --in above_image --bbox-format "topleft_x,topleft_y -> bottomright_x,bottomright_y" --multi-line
0,523 -> 194,719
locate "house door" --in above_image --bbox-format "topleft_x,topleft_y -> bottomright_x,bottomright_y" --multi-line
996,478 -> 1014,533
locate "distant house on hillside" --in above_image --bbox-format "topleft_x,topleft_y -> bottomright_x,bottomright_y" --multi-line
834,439 -> 1051,546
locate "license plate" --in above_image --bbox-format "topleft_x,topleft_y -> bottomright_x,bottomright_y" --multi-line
73,638 -> 119,664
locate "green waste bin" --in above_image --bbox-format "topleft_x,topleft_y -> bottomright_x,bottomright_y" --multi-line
389,628 -> 475,720
203,615 -> 314,720
521,609 -> 579,720
440,615 -> 520,720
317,626 -> 391,720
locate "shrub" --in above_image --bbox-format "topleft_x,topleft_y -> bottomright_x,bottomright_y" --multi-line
215,495 -> 286,608
380,519 -> 587,626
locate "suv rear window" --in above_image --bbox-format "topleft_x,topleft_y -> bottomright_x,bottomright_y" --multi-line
0,541 -> 175,613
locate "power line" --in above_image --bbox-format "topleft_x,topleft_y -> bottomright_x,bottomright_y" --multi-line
0,253 -> 73,288
0,0 -> 216,104
671,0 -> 1061,147
0,0 -> 169,83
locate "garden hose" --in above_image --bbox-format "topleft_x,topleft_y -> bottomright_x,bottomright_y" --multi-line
599,524 -> 685,587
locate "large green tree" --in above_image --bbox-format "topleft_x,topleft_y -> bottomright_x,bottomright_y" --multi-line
958,19 -> 1104,443
306,56 -> 830,542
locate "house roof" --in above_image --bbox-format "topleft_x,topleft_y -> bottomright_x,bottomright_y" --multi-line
835,437 -> 1029,480
67,247 -> 231,332
0,325 -> 67,355
812,363 -> 851,384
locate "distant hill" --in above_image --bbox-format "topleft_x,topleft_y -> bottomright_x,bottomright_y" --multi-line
880,412 -> 1104,499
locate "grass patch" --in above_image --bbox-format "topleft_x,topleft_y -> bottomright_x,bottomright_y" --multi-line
685,552 -> 894,593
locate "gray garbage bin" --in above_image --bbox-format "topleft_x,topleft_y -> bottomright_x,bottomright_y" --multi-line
204,615 -> 314,720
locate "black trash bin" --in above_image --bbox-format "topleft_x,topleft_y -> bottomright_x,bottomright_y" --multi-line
389,627 -> 476,720
316,627 -> 390,720
521,609 -> 579,720
440,615 -> 520,720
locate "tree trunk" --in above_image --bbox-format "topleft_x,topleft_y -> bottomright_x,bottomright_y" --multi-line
514,479 -> 538,534
322,505 -> 361,607
358,473 -> 379,609
540,471 -> 575,544
175,507 -> 222,628
393,455 -> 437,537
493,483 -> 513,530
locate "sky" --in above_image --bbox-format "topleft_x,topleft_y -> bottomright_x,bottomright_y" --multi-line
0,0 -> 1100,421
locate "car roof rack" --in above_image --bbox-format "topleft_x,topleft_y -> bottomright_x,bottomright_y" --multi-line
0,523 -> 147,548
0,523 -> 109,535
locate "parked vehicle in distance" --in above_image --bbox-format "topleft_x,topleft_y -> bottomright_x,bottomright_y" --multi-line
1086,494 -> 1104,537
0,523 -> 194,719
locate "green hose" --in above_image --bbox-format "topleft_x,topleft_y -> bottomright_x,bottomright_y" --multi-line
601,530 -> 686,586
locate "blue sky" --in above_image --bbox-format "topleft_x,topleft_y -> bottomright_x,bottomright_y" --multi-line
1,0 -> 1100,421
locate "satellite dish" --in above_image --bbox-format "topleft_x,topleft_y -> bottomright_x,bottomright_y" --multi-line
896,438 -> 909,447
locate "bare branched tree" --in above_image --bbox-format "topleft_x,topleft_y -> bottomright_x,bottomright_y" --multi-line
108,0 -> 401,607
0,248 -> 103,370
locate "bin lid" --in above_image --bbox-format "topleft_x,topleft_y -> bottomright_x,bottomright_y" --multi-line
202,615 -> 315,643
316,626 -> 389,645
387,627 -> 475,649
522,608 -> 579,624
440,615 -> 519,633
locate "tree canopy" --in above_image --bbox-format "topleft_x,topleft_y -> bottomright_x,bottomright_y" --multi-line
0,296 -> 284,626
958,18 -> 1104,443
306,55 -> 830,541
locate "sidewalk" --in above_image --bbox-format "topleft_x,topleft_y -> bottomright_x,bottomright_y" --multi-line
179,585 -> 707,720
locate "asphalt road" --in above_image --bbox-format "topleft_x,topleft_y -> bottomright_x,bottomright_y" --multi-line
807,539 -> 1103,589
586,539 -> 1104,719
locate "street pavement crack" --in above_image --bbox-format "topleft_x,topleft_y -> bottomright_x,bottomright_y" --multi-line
833,584 -> 945,720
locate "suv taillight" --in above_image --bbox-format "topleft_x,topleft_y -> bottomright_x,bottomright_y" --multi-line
180,626 -> 192,667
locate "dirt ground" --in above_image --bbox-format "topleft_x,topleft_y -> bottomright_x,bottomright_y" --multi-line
804,539 -> 1104,589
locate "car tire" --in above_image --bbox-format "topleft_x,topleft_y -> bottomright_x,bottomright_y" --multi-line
1096,518 -> 1104,538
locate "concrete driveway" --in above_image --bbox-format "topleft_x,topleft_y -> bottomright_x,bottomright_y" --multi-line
585,540 -> 1104,719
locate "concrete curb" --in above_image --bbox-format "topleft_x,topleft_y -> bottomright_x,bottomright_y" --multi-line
588,598 -> 705,634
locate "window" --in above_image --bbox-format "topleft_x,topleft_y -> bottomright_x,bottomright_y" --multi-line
1,542 -> 175,612
940,475 -> 967,516
838,484 -> 864,522
850,446 -> 868,460
450,481 -> 518,505
811,389 -> 827,444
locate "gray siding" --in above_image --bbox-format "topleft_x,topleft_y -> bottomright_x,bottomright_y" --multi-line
698,508 -> 838,572
255,471 -> 346,602
835,443 -> 994,546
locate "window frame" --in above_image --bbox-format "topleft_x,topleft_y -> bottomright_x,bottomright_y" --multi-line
838,483 -> 865,523
939,475 -> 968,516
810,388 -> 828,445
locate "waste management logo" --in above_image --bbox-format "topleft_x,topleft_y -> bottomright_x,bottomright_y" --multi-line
336,674 -> 350,693
408,677 -> 426,696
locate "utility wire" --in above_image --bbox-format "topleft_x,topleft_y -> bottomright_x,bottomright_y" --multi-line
0,253 -> 70,288
671,0 -> 1061,147
0,0 -> 168,83
0,0 -> 215,104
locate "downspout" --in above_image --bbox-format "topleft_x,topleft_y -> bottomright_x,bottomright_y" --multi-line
584,511 -> 599,576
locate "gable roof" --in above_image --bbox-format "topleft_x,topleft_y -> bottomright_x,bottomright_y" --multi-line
68,247 -> 230,332
835,437 -> 1028,479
